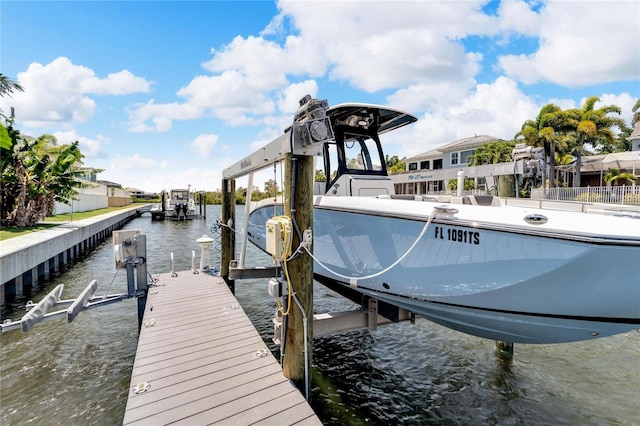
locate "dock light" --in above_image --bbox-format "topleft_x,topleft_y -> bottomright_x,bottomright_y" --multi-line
292,95 -> 334,153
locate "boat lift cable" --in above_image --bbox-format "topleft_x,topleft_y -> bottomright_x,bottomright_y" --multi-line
302,209 -> 437,284
102,267 -> 122,298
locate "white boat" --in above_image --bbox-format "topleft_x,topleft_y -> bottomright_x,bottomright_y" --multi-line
246,102 -> 640,344
163,188 -> 196,220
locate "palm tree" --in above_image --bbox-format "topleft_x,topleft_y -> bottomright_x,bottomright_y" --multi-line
553,152 -> 574,186
1,130 -> 84,226
632,98 -> 640,128
516,104 -> 566,188
467,141 -> 515,166
466,141 -> 516,196
0,73 -> 24,97
564,97 -> 626,188
0,74 -> 24,120
604,168 -> 637,186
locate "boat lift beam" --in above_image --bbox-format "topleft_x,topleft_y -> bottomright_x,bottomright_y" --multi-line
222,95 -> 333,272
0,280 -> 145,333
3,231 -> 150,334
222,96 -> 331,181
313,304 -> 414,338
228,260 -> 281,280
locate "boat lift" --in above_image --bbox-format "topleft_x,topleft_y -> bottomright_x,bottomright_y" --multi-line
1,230 -> 150,333
222,96 -> 409,334
222,96 -> 417,346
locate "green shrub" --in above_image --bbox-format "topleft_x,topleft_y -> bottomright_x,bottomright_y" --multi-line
574,193 -> 603,203
623,193 -> 640,205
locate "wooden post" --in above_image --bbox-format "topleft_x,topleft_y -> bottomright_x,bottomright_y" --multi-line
221,178 -> 236,294
282,154 -> 314,391
136,234 -> 148,330
495,340 -> 514,361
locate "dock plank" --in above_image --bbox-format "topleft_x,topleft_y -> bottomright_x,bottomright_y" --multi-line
123,271 -> 321,425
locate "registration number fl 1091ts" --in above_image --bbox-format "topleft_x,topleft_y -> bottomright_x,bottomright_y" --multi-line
434,226 -> 480,245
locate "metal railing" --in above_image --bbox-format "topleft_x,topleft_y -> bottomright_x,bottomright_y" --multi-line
531,186 -> 640,205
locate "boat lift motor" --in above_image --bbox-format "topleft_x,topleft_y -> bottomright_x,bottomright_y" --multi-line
512,143 -> 545,178
290,95 -> 335,156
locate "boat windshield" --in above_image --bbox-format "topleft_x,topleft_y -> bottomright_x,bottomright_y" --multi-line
322,131 -> 387,191
343,135 -> 384,172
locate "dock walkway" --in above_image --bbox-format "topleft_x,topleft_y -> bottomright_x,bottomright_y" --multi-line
123,270 -> 321,425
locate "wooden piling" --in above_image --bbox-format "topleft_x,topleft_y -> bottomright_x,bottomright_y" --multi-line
221,178 -> 236,294
136,234 -> 148,329
282,154 -> 314,390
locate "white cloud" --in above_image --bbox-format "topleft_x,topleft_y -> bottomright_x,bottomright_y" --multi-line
110,153 -> 156,170
190,134 -> 219,156
126,1 -> 495,131
101,160 -> 230,194
53,130 -> 106,159
594,93 -> 637,129
0,57 -> 151,130
127,99 -> 201,132
387,77 -> 540,158
496,0 -> 540,36
276,80 -> 319,115
127,71 -> 278,131
119,0 -> 637,171
498,1 -> 640,86
80,69 -> 151,95
275,1 -> 492,92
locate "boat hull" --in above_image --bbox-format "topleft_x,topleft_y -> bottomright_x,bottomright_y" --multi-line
247,199 -> 640,343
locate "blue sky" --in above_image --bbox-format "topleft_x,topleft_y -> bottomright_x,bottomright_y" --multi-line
2,0 -> 639,193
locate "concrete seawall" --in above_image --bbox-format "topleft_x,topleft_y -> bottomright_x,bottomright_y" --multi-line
0,205 -> 150,305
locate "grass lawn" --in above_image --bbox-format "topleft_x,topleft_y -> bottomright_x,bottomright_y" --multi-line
43,206 -> 133,222
0,206 -> 138,241
0,224 -> 60,241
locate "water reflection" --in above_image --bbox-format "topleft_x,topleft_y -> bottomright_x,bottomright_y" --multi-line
1,205 -> 639,425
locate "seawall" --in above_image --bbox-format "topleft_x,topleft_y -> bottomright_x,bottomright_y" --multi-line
0,205 -> 150,305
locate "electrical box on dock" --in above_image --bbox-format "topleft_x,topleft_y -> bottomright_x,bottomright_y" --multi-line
268,277 -> 282,298
266,218 -> 291,260
266,219 -> 282,258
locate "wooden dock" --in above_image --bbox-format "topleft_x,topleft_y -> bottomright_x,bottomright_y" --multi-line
122,271 -> 321,425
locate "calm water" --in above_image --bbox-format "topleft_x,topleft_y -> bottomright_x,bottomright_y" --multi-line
1,205 -> 638,425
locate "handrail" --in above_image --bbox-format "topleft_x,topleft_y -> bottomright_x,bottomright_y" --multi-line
531,186 -> 639,206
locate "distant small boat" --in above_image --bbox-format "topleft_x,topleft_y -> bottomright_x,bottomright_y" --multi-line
247,102 -> 640,344
163,189 -> 196,220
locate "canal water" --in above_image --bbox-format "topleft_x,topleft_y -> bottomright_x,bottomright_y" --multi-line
1,205 -> 638,425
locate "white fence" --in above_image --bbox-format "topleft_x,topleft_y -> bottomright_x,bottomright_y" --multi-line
531,186 -> 640,206
53,181 -> 131,214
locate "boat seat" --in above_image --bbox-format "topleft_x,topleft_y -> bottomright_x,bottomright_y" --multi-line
390,194 -> 423,201
454,195 -> 501,206
422,195 -> 451,203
